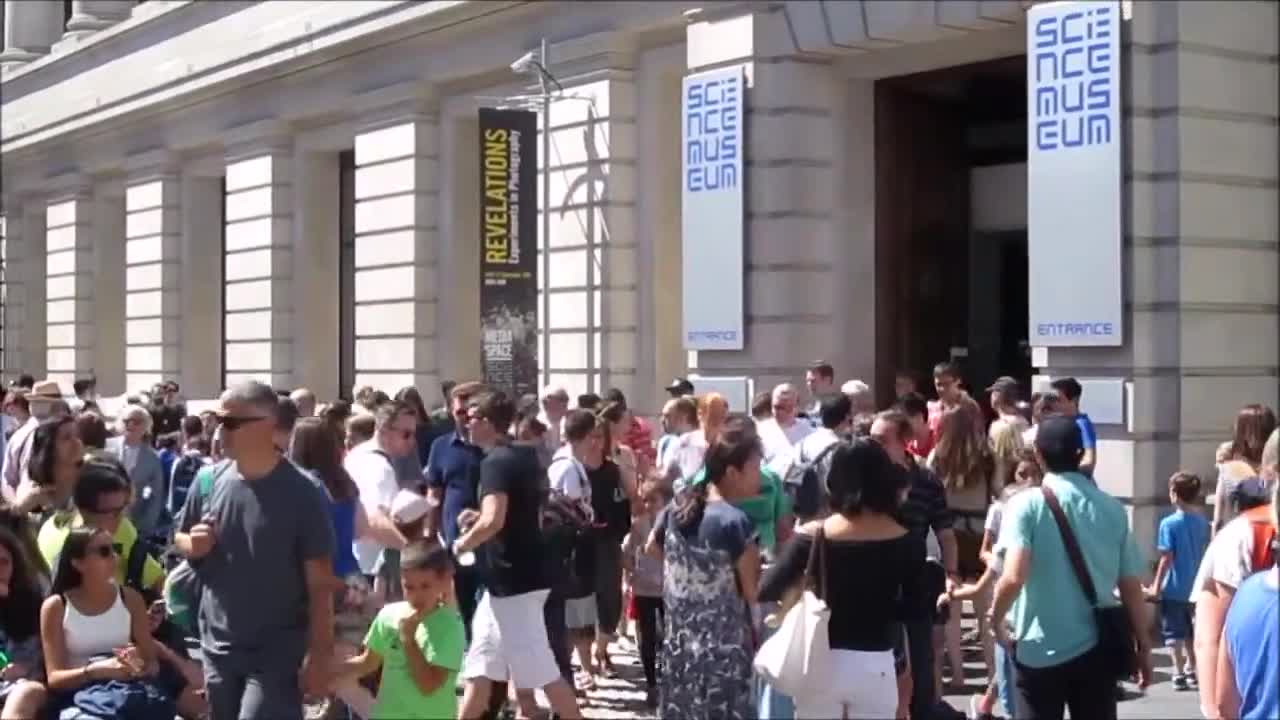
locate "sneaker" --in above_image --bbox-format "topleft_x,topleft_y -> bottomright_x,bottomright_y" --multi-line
1173,674 -> 1191,691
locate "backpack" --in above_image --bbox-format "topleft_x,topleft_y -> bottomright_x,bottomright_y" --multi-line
1244,505 -> 1278,572
789,442 -> 839,520
167,453 -> 205,520
542,459 -> 596,595
165,461 -> 231,636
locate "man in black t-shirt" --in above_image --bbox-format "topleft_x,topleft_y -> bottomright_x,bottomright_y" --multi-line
453,391 -> 582,720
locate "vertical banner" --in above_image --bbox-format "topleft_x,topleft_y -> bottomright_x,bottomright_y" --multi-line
479,108 -> 539,397
681,66 -> 745,351
1027,0 -> 1123,346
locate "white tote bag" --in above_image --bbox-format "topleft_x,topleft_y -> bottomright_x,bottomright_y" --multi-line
753,528 -> 833,696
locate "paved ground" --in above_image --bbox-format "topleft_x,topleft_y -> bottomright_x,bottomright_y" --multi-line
571,633 -> 1203,719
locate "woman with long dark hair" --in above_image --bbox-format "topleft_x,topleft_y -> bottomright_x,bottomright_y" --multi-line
760,439 -> 926,718
0,509 -> 50,595
289,417 -> 376,720
1213,403 -> 1278,532
40,527 -> 168,717
15,417 -> 83,521
929,402 -> 998,690
0,525 -> 48,719
647,415 -> 761,719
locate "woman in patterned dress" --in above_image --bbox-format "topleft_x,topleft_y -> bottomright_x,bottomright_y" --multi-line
646,416 -> 761,719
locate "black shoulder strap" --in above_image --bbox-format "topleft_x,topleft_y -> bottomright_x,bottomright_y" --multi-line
1041,486 -> 1099,607
811,441 -> 839,467
125,537 -> 149,592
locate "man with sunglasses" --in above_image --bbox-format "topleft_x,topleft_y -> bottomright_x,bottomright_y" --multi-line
174,380 -> 336,720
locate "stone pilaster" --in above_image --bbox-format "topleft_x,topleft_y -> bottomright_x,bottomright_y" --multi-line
1041,0 -> 1280,549
44,187 -> 95,387
124,156 -> 182,393
223,127 -> 295,389
351,92 -> 439,394
683,8 -> 844,393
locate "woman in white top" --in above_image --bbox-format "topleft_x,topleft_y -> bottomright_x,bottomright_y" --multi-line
39,527 -> 159,712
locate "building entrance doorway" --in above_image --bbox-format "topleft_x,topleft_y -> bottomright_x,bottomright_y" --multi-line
874,56 -> 1029,404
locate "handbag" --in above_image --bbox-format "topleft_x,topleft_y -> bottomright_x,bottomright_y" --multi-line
752,526 -> 833,696
1040,486 -> 1138,681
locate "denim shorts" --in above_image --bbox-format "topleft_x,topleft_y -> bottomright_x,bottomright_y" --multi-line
1160,599 -> 1194,643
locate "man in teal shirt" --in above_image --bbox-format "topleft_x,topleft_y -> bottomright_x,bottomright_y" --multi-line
988,416 -> 1152,720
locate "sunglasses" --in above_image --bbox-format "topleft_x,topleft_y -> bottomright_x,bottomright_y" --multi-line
218,415 -> 269,431
84,544 -> 121,559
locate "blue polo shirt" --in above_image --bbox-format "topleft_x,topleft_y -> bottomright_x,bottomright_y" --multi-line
997,472 -> 1145,669
425,431 -> 485,546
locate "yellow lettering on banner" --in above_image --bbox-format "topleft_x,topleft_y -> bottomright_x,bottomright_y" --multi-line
483,130 -> 511,263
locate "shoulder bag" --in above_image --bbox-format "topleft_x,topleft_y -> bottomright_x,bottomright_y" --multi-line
1040,486 -> 1138,681
752,526 -> 833,696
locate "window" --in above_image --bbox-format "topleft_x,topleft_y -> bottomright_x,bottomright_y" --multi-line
218,176 -> 227,390
338,150 -> 355,401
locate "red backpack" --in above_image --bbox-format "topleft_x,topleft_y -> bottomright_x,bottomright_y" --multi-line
1244,505 -> 1278,572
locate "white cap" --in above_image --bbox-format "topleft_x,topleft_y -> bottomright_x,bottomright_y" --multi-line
390,490 -> 430,525
841,379 -> 871,396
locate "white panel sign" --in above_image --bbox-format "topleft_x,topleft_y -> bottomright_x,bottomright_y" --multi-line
681,66 -> 745,351
1027,0 -> 1123,346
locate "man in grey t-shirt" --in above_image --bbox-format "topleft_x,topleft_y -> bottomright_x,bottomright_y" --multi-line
176,381 -> 336,720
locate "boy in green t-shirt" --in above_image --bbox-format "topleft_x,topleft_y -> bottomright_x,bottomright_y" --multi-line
339,540 -> 466,720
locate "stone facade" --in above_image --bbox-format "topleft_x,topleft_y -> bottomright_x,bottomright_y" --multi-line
0,1 -> 1275,548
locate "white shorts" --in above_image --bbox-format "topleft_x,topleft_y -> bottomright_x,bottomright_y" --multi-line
792,649 -> 898,720
461,589 -> 561,690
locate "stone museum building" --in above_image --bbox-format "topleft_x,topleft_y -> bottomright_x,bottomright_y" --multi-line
0,0 -> 1276,543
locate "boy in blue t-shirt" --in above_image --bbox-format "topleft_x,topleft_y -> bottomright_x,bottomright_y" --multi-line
1145,471 -> 1211,691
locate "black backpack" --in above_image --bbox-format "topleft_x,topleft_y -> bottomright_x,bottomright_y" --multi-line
542,459 -> 597,595
791,443 -> 839,520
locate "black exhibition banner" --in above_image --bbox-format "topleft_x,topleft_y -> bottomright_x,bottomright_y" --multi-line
478,108 -> 539,399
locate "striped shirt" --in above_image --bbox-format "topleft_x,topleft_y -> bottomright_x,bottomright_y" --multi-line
896,457 -> 954,550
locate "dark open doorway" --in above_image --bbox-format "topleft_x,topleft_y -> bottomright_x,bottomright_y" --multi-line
874,55 -> 1029,404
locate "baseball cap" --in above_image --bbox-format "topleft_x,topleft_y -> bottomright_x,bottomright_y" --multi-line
1233,476 -> 1274,507
665,377 -> 694,395
390,490 -> 430,526
1035,415 -> 1083,460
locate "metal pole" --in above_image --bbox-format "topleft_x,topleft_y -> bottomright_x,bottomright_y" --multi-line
540,37 -> 552,391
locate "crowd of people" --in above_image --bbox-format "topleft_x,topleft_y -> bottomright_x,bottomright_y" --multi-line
0,362 -> 1273,720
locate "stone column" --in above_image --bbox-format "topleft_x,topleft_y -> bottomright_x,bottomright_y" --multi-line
351,87 -> 439,393
683,8 -> 843,393
124,155 -> 182,393
62,0 -> 132,42
1040,0 -> 1280,548
44,187 -> 96,387
223,125 -> 295,389
0,0 -> 64,71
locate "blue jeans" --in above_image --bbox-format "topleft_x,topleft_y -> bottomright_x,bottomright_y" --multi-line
754,602 -> 795,719
995,642 -> 1017,718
